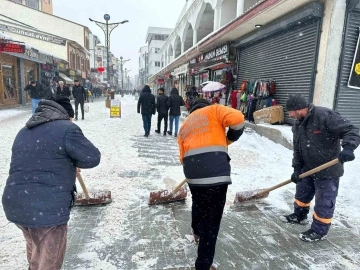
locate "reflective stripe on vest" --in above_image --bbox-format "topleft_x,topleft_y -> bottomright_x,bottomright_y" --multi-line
187,176 -> 231,185
230,123 -> 245,130
184,146 -> 228,158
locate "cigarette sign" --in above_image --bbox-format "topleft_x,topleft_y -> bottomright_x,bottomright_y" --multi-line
0,42 -> 25,53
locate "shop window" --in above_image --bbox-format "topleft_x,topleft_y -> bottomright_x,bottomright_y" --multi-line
2,65 -> 17,100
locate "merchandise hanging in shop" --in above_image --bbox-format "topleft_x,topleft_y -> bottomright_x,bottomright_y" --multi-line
348,29 -> 360,90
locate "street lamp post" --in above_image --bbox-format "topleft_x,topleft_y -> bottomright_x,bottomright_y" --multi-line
89,15 -> 128,89
120,56 -> 130,90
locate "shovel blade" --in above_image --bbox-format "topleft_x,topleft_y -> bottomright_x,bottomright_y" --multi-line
148,187 -> 187,205
75,190 -> 112,206
234,189 -> 269,204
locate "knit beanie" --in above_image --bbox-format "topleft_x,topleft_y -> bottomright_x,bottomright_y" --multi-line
286,95 -> 308,111
189,98 -> 211,114
55,97 -> 75,118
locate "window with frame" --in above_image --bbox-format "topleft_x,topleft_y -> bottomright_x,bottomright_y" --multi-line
155,61 -> 161,67
155,48 -> 160,53
2,65 -> 17,100
70,52 -> 75,69
85,37 -> 89,50
10,0 -> 22,3
81,57 -> 85,71
76,54 -> 80,70
26,0 -> 39,9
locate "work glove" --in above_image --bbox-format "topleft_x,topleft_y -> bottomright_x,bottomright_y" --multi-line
338,148 -> 355,164
291,170 -> 302,184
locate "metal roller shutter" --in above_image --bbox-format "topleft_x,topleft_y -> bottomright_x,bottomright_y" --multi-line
236,20 -> 321,123
335,9 -> 360,127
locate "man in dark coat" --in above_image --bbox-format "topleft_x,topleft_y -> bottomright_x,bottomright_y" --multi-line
24,80 -> 48,114
2,97 -> 100,270
72,80 -> 87,120
56,81 -> 71,98
155,88 -> 169,136
167,88 -> 185,137
137,85 -> 156,137
282,94 -> 360,242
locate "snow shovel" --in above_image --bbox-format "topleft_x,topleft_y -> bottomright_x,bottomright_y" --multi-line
148,179 -> 188,205
234,158 -> 340,204
75,173 -> 112,206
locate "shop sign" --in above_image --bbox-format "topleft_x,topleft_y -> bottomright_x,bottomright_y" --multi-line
157,78 -> 165,83
25,48 -> 39,60
110,99 -> 121,118
348,31 -> 360,90
204,44 -> 229,61
58,62 -> 66,71
0,24 -> 67,46
173,64 -> 189,76
43,71 -> 54,78
0,41 -> 25,53
82,71 -> 87,79
69,70 -> 76,76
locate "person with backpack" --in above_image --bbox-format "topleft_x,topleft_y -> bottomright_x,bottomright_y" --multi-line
177,99 -> 245,270
155,88 -> 169,136
167,88 -> 185,138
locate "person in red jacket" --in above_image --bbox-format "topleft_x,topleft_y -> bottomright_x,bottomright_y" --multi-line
230,90 -> 238,109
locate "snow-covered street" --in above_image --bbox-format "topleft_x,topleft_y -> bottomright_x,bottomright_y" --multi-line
1,96 -> 360,269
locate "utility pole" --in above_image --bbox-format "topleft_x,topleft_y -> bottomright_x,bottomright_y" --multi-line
89,15 -> 128,90
119,56 -> 130,90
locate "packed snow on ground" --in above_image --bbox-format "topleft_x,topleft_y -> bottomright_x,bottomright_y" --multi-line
0,96 -> 359,269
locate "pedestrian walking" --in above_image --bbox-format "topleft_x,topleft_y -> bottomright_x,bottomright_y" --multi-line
24,80 -> 48,114
155,88 -> 169,136
137,85 -> 156,137
177,99 -> 245,270
56,81 -> 71,98
2,96 -> 101,270
167,87 -> 185,137
282,94 -> 360,242
72,80 -> 87,121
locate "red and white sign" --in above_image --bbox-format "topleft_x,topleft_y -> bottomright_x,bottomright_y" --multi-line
0,41 -> 25,53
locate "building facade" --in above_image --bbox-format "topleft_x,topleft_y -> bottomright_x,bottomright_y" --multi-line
8,0 -> 53,14
138,46 -> 148,90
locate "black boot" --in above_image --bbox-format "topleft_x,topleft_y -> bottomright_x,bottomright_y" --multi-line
155,130 -> 160,134
280,213 -> 308,225
163,131 -> 166,136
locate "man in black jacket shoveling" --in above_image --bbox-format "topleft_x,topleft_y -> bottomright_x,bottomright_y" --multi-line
281,94 -> 360,242
2,97 -> 101,269
155,88 -> 169,136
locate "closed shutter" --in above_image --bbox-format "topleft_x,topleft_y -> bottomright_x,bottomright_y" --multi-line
236,20 -> 321,123
335,9 -> 360,127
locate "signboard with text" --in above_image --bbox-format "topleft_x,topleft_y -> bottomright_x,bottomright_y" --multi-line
110,99 -> 121,118
0,41 -> 25,53
348,30 -> 360,90
0,24 -> 66,46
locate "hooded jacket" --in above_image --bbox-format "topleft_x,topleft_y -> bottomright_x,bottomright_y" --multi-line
137,86 -> 156,115
167,88 -> 185,116
292,104 -> 360,178
2,100 -> 101,228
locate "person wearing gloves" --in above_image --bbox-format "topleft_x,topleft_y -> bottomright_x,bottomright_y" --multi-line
282,94 -> 360,242
177,99 -> 245,270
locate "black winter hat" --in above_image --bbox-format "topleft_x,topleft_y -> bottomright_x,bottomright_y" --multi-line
286,95 -> 308,111
55,97 -> 75,118
189,98 -> 211,114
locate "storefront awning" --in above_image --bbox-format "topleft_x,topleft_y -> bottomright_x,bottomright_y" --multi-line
59,73 -> 74,85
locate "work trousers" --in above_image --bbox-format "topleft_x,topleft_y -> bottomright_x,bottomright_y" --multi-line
294,177 -> 340,235
189,184 -> 228,270
16,224 -> 68,270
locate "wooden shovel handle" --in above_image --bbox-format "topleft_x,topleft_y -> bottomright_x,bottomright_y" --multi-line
172,179 -> 187,194
257,158 -> 340,196
76,173 -> 90,200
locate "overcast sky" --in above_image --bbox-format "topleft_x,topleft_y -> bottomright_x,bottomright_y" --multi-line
53,0 -> 185,77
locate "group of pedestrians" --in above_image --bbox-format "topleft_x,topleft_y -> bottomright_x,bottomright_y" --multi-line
25,80 -> 88,121
137,85 -> 185,138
